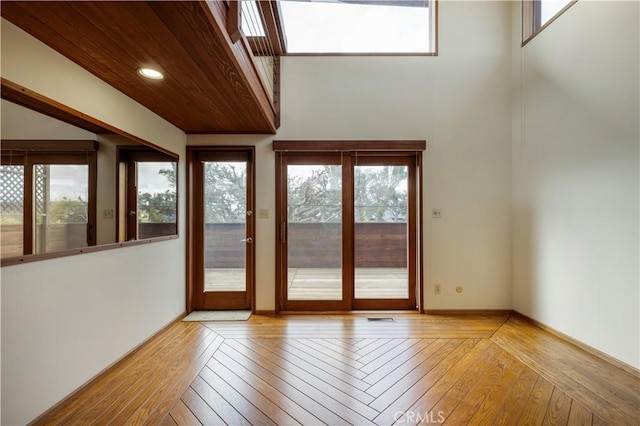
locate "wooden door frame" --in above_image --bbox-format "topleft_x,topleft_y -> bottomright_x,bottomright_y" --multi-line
275,146 -> 424,313
186,146 -> 255,313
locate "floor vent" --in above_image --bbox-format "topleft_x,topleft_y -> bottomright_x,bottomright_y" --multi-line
367,317 -> 395,322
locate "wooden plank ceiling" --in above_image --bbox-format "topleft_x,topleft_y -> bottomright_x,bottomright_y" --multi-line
1,1 -> 277,134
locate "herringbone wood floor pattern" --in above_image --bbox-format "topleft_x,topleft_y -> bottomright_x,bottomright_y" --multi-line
35,314 -> 639,425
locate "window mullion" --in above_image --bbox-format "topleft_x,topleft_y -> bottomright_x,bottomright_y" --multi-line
23,155 -> 35,255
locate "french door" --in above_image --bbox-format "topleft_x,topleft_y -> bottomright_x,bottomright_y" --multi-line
276,151 -> 420,311
188,148 -> 254,311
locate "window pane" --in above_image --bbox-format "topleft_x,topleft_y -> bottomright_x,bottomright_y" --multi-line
287,164 -> 342,300
34,164 -> 88,254
280,0 -> 433,54
1,165 -> 24,258
137,162 -> 177,238
541,0 -> 572,25
354,165 -> 409,299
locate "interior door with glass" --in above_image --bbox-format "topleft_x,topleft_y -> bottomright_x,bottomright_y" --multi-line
193,150 -> 254,310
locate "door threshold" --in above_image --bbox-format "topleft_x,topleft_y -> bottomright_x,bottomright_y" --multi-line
277,310 -> 420,315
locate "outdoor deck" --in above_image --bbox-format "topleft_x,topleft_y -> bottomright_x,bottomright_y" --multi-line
205,268 -> 408,299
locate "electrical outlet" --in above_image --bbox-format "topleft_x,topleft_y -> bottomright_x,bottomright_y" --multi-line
434,284 -> 441,294
103,209 -> 114,219
432,208 -> 442,219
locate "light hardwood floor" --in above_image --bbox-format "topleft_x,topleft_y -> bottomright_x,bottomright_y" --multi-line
34,313 -> 639,425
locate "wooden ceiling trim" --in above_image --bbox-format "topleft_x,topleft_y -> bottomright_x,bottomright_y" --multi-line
65,2 -> 211,128
146,0 -> 258,125
80,1 -> 241,128
149,1 -> 276,133
212,0 -> 278,123
200,0 -> 277,130
62,1 -> 243,131
1,1 -> 277,134
1,2 -> 222,131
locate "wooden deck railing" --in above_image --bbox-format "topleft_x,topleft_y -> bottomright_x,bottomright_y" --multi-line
203,223 -> 407,269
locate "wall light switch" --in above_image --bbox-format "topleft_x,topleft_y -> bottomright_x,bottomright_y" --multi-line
258,209 -> 269,219
103,209 -> 114,219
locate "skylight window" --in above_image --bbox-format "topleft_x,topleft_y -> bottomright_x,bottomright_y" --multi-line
279,0 -> 436,55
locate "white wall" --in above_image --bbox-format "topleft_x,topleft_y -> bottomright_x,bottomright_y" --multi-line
511,1 -> 640,368
190,0 -> 514,312
1,99 -> 97,140
1,19 -> 187,425
94,134 -> 119,245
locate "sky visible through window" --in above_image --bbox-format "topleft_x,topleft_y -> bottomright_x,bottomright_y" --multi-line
279,0 -> 432,54
540,0 -> 573,24
45,165 -> 88,201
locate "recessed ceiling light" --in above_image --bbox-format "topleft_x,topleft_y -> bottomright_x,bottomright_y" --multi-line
138,68 -> 164,80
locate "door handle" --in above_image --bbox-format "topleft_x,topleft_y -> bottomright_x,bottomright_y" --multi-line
242,237 -> 253,244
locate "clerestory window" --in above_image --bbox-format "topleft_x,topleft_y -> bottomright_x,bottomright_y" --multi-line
278,0 -> 437,55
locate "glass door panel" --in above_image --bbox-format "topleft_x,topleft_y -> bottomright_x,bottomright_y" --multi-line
286,164 -> 343,301
354,164 -> 409,299
204,161 -> 248,294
